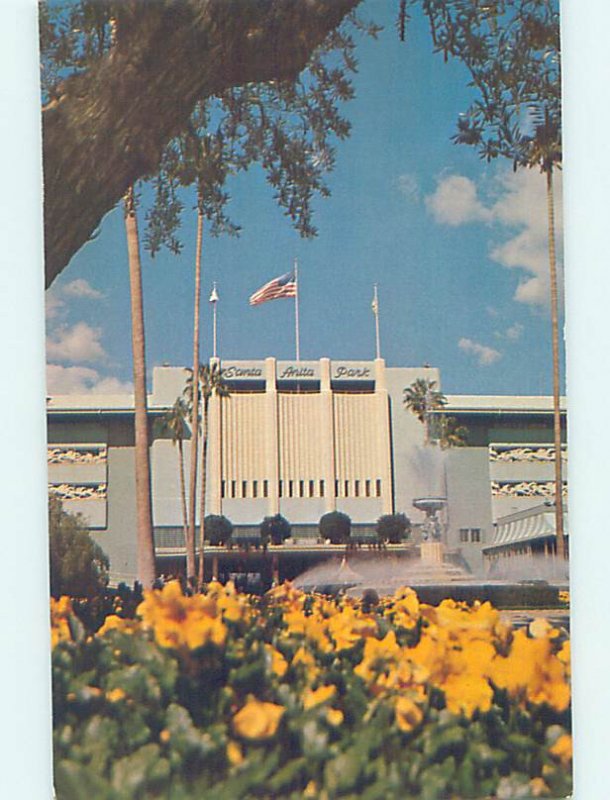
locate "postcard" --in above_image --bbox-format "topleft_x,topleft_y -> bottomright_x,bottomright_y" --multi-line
40,1 -> 573,797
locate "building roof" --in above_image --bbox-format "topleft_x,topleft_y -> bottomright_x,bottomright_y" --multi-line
444,395 -> 567,414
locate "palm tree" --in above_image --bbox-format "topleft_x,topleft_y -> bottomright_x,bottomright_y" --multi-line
527,112 -> 565,559
404,379 -> 447,444
124,185 -> 156,588
196,361 -> 230,586
185,196 -> 204,583
436,415 -> 468,450
156,398 -> 189,547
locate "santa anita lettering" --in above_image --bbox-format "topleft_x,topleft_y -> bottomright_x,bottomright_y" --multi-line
333,366 -> 371,379
222,366 -> 263,379
279,366 -> 316,379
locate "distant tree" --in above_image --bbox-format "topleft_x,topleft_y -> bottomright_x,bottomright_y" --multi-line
434,415 -> 468,450
185,362 -> 230,585
404,379 -> 447,444
155,397 -> 190,547
49,496 -> 109,598
376,513 -> 411,544
204,515 -> 233,547
319,511 -> 351,545
260,515 -> 292,546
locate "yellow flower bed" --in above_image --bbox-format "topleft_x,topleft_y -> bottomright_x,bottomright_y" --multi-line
51,581 -> 572,799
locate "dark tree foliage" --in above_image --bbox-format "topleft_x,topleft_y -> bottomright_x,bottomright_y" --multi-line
203,515 -> 233,546
319,511 -> 351,545
39,0 -> 381,283
376,513 -> 411,544
49,495 -> 109,598
399,0 -> 561,172
260,514 -> 291,546
404,379 -> 447,423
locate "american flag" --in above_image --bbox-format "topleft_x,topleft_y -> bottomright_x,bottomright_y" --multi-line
249,272 -> 297,306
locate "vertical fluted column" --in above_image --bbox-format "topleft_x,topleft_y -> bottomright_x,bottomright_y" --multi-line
375,358 -> 393,515
265,358 -> 280,515
320,359 -> 336,512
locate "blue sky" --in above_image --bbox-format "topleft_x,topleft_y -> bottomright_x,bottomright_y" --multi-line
45,0 -> 565,397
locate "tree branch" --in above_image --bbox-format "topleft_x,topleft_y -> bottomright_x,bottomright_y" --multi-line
42,0 -> 359,286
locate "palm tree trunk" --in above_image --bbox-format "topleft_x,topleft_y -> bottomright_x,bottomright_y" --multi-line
186,208 -> 204,580
124,185 -> 156,588
178,438 -> 188,547
198,396 -> 209,587
546,168 -> 566,559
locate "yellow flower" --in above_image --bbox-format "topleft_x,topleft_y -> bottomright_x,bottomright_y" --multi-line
97,615 -> 139,636
326,708 -> 344,726
291,646 -> 320,682
106,688 -> 126,703
529,777 -> 551,797
227,740 -> 244,766
303,780 -> 318,798
50,596 -> 73,648
136,580 -> 227,651
549,733 -> 572,766
232,696 -> 285,740
394,696 -> 424,732
442,673 -> 493,717
529,617 -> 559,639
303,684 -> 336,710
265,644 -> 288,677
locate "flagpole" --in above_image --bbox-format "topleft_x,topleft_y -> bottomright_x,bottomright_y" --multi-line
209,282 -> 219,359
373,283 -> 381,359
294,257 -> 301,361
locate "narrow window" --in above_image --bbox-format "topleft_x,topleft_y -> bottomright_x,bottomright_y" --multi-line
279,480 -> 283,498
288,480 -> 294,498
231,480 -> 236,499
375,479 -> 381,497
365,480 -> 371,497
459,528 -> 469,543
299,480 -> 305,498
345,480 -> 350,497
221,480 -> 226,499
471,528 -> 481,543
335,479 -> 340,497
354,480 -> 360,497
242,480 -> 247,498
263,480 -> 269,498
252,480 -> 258,498
319,480 -> 325,497
309,480 -> 315,498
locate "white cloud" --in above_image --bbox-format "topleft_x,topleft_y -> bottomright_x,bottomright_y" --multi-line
458,337 -> 502,366
46,321 -> 106,363
45,290 -> 64,320
505,322 -> 524,341
425,175 -> 492,226
46,364 -> 133,395
495,322 -> 525,341
61,278 -> 104,300
425,169 -> 563,308
397,173 -> 420,202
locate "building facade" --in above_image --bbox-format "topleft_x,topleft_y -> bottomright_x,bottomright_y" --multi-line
47,358 -> 567,584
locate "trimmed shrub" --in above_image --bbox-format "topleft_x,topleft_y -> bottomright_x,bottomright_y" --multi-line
319,511 -> 351,544
260,514 -> 291,546
204,515 -> 233,546
376,513 -> 411,544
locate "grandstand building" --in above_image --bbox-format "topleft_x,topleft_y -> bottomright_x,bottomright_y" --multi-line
47,358 -> 567,585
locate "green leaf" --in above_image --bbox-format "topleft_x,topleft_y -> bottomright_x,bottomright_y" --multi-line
54,759 -> 117,800
110,743 -> 170,797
